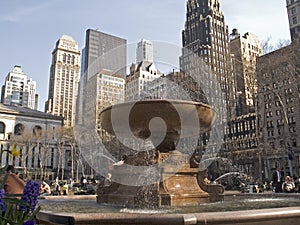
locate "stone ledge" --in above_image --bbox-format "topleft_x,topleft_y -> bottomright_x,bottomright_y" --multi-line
37,207 -> 300,225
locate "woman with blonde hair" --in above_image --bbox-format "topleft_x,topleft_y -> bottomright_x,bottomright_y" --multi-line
282,175 -> 295,193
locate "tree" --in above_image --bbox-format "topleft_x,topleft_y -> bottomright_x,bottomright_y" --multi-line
52,127 -> 80,181
9,130 -> 36,178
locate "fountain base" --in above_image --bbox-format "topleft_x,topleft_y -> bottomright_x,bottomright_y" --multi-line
97,151 -> 223,208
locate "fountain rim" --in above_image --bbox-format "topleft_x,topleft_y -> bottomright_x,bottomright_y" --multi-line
99,99 -> 216,115
36,193 -> 300,225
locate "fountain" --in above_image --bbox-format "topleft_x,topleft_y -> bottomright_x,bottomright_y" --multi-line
36,100 -> 300,225
96,99 -> 224,207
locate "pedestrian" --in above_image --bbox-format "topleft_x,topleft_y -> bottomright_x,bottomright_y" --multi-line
282,176 -> 295,193
40,180 -> 51,196
272,167 -> 283,193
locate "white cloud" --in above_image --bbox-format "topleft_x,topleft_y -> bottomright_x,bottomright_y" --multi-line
0,2 -> 55,23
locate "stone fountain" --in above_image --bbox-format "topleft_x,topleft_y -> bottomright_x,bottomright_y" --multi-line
97,99 -> 224,208
36,99 -> 300,224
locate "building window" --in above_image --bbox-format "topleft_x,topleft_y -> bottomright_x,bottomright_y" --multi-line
14,123 -> 24,135
292,17 -> 298,25
33,125 -> 42,137
0,122 -> 5,134
291,7 -> 296,14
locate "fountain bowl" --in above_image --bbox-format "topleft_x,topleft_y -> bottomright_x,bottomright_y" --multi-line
100,99 -> 216,140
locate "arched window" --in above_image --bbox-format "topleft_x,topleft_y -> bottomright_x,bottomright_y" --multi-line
33,125 -> 42,137
14,123 -> 25,135
0,122 -> 5,134
67,54 -> 71,64
63,53 -> 66,63
71,55 -> 75,65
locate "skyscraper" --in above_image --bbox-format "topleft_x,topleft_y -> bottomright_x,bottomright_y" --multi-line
136,39 -> 153,64
77,29 -> 126,130
286,0 -> 300,43
180,0 -> 235,118
81,29 -> 127,79
1,65 -> 38,110
45,35 -> 80,127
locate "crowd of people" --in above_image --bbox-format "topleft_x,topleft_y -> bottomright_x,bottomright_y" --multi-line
1,165 -> 98,197
3,164 -> 300,197
241,167 -> 300,193
271,167 -> 298,193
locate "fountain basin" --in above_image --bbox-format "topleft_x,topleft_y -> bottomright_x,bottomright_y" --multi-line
100,99 -> 216,140
36,194 -> 300,225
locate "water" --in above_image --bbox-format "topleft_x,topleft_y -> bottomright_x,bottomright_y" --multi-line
38,194 -> 300,214
213,172 -> 249,183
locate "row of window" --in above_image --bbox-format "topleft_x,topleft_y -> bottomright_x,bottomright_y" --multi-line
0,122 -> 42,136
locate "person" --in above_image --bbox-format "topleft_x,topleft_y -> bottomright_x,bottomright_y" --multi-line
82,177 -> 87,188
51,179 -> 61,195
104,173 -> 112,187
3,165 -> 25,195
40,180 -> 51,196
282,176 -> 295,193
272,167 -> 283,193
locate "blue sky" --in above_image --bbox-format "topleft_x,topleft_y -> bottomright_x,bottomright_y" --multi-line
0,0 -> 290,111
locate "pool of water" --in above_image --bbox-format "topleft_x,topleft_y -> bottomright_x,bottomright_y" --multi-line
38,194 -> 300,214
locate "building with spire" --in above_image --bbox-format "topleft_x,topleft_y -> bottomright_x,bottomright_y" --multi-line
45,35 -> 80,127
180,0 -> 235,119
1,65 -> 38,110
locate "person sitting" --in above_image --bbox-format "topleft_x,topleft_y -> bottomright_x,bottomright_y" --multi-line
282,176 -> 295,193
3,165 -> 25,196
40,180 -> 51,196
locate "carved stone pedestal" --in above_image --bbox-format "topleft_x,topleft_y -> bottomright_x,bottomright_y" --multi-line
97,151 -> 224,208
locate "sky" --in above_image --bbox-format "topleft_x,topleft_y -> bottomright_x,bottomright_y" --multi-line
0,0 -> 290,111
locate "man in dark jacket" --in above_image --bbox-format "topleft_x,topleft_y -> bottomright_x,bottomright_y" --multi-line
272,167 -> 283,193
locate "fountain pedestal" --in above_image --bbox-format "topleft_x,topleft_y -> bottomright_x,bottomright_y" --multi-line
97,150 -> 223,208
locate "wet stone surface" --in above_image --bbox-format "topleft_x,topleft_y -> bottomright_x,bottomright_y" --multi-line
38,194 -> 300,214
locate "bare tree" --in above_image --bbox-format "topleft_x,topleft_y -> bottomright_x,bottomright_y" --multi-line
52,127 -> 79,181
261,37 -> 291,54
9,130 -> 35,178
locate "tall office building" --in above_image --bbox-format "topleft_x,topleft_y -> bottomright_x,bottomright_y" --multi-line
1,65 -> 38,110
83,69 -> 125,132
45,35 -> 80,127
78,29 -> 126,127
230,29 -> 263,116
81,29 -> 127,79
136,39 -> 153,64
286,0 -> 300,43
180,0 -> 235,119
